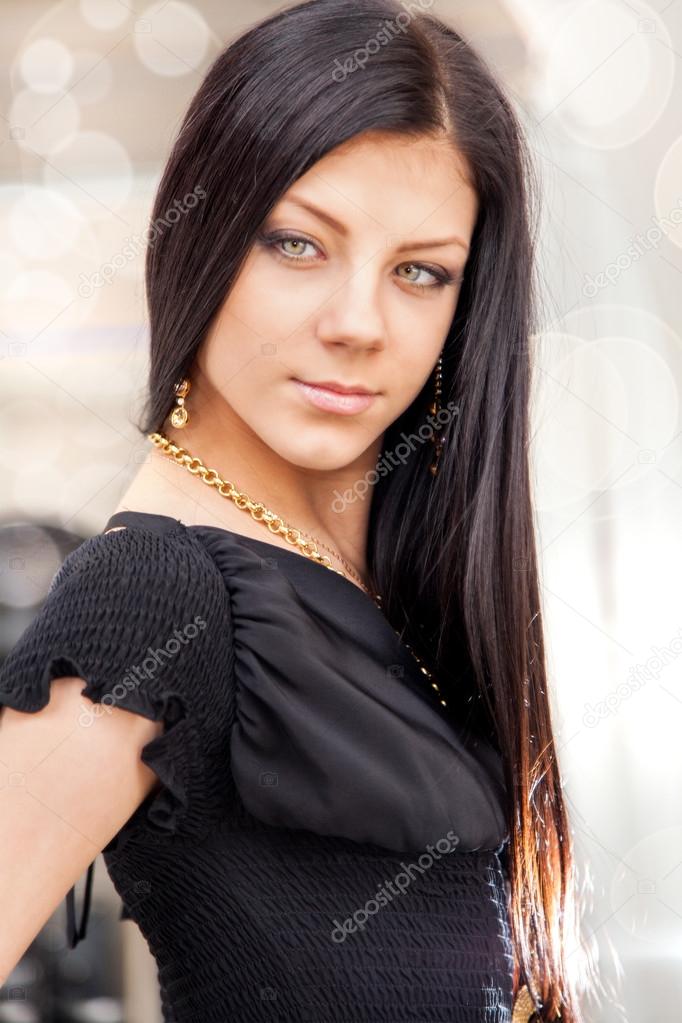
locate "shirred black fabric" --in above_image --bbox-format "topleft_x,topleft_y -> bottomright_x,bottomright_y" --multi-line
0,510 -> 515,1022
0,521 -> 236,845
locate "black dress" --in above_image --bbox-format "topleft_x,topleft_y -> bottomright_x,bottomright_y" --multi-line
0,509 -> 515,1022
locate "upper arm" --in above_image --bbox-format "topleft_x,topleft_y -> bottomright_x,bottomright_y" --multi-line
0,675 -> 163,981
0,523 -> 235,979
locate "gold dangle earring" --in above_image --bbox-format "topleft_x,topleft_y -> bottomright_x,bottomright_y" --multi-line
429,353 -> 444,476
170,377 -> 191,429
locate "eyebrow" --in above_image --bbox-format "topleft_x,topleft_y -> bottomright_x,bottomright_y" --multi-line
281,196 -> 470,254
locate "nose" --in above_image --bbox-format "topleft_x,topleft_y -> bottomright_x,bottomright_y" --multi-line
314,268 -> 387,352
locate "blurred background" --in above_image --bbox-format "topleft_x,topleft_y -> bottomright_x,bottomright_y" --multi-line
1,0 -> 681,1020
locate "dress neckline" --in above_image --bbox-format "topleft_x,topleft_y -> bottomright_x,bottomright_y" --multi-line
104,508 -> 378,604
102,507 -> 451,718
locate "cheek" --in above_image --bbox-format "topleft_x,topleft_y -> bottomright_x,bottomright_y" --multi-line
220,246 -> 314,347
200,324 -> 280,409
200,268 -> 287,398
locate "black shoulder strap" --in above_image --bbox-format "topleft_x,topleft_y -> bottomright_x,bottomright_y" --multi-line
65,860 -> 95,948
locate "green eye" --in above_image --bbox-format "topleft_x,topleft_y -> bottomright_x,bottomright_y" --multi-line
260,230 -> 456,292
261,231 -> 319,261
397,263 -> 447,290
279,237 -> 313,257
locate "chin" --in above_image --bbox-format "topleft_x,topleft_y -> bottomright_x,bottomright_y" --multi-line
265,432 -> 370,475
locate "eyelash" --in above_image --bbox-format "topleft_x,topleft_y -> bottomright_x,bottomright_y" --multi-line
259,231 -> 456,292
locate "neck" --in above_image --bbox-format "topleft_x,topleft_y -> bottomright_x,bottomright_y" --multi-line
143,418 -> 381,586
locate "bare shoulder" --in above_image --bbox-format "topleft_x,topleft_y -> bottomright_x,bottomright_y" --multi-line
108,448 -> 259,539
107,445 -> 210,527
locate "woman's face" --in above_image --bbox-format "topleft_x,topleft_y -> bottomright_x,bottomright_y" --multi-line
197,130 -> 478,472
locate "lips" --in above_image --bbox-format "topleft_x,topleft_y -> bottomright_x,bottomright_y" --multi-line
296,378 -> 377,396
291,378 -> 378,416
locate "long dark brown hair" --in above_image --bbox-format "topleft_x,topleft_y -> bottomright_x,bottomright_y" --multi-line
137,1 -> 595,1017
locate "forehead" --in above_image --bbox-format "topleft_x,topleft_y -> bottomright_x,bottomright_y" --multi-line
277,131 -> 479,242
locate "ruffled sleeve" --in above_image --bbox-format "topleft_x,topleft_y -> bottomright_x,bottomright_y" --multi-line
0,523 -> 236,946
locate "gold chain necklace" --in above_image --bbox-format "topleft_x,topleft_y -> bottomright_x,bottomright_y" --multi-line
148,431 -> 448,710
303,532 -> 368,592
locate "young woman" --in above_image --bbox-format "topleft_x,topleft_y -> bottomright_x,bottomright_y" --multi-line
0,1 -> 591,1019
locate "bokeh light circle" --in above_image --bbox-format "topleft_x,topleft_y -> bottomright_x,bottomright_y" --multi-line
540,0 -> 673,148
19,38 -> 74,94
79,0 -> 129,31
8,186 -> 84,261
654,135 -> 682,253
532,305 -> 680,517
134,2 -> 210,77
